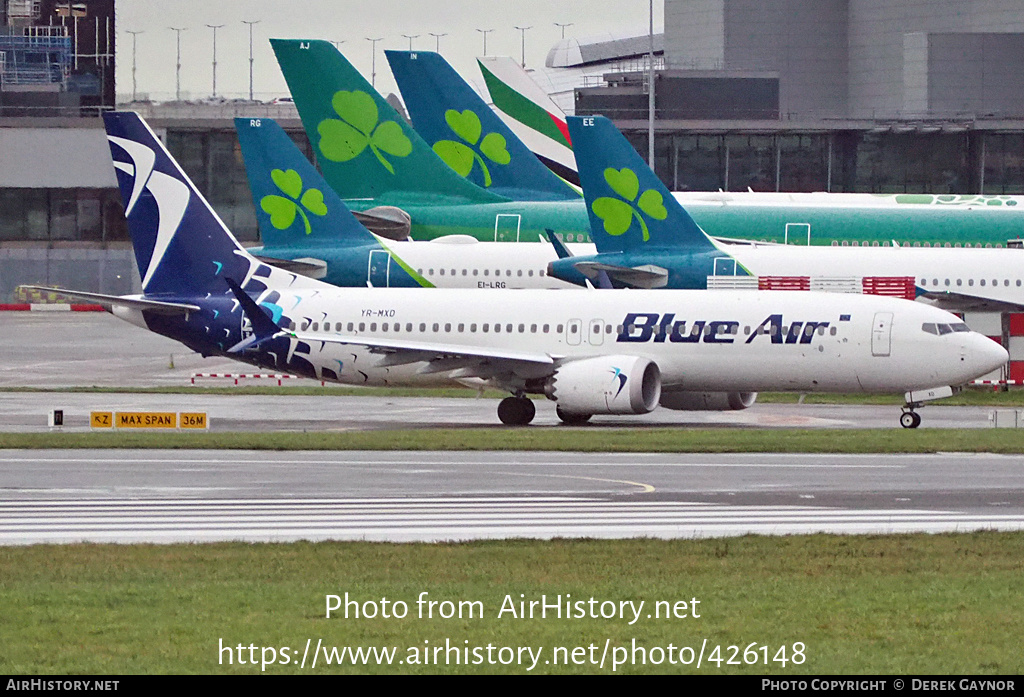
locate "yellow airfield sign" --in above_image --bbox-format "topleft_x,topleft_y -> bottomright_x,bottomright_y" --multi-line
89,412 -> 208,430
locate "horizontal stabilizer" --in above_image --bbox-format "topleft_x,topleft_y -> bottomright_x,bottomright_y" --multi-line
920,290 -> 1024,313
571,262 -> 669,289
17,286 -> 200,314
252,256 -> 328,279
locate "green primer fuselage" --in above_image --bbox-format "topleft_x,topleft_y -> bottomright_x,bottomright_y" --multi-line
353,196 -> 1024,249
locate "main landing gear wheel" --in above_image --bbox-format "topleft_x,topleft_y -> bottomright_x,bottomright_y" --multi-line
497,396 -> 536,426
900,410 -> 922,429
556,406 -> 592,425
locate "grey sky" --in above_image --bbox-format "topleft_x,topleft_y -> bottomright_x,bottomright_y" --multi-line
116,0 -> 664,101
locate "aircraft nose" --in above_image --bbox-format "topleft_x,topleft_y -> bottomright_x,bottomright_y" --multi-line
965,334 -> 1009,378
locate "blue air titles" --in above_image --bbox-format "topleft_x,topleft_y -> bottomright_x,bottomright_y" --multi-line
618,313 -> 832,345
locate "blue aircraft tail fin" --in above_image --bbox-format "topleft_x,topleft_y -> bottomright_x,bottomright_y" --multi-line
566,115 -> 718,255
235,117 -> 378,251
103,111 -> 267,298
386,49 -> 579,202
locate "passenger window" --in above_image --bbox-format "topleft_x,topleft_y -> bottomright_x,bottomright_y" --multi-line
444,323 -> 451,332
530,324 -> 537,333
506,324 -> 513,333
518,324 -> 525,333
494,324 -> 501,333
312,322 -> 319,331
381,323 -> 388,332
432,323 -> 439,332
470,323 -> 477,332
406,323 -> 412,332
483,324 -> 489,333
557,324 -> 564,333
370,323 -> 377,331
484,269 -> 489,276
358,323 -> 365,331
830,327 -> 837,336
419,323 -> 426,332
458,323 -> 464,332
543,324 -> 549,333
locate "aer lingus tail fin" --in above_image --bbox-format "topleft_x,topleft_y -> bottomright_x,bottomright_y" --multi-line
567,115 -> 718,255
234,117 -> 378,251
271,39 -> 507,205
386,49 -> 578,201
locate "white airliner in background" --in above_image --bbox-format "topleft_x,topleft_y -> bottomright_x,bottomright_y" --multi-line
27,113 -> 1008,429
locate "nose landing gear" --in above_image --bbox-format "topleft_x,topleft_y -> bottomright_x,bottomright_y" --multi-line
900,407 -> 922,429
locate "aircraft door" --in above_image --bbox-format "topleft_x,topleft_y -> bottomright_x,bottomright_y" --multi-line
785,223 -> 811,245
588,319 -> 605,346
713,257 -> 738,276
566,318 -> 582,346
871,312 -> 893,357
368,250 -> 391,287
495,213 -> 521,242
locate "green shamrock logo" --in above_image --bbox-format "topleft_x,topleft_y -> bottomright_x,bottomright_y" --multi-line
432,109 -> 511,187
260,169 -> 329,235
591,168 -> 668,242
317,90 -> 413,174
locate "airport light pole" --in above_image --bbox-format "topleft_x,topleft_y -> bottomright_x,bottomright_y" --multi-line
476,28 -> 493,56
514,26 -> 531,68
647,0 -> 655,168
366,37 -> 383,88
168,27 -> 186,101
429,32 -> 447,53
206,24 -> 224,98
126,29 -> 142,102
401,34 -> 420,51
554,22 -> 573,39
242,19 -> 260,101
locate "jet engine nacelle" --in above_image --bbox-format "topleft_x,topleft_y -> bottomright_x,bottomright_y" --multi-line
545,355 -> 661,414
658,391 -> 758,411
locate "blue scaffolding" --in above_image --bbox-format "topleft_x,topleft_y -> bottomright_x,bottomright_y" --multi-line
0,26 -> 71,87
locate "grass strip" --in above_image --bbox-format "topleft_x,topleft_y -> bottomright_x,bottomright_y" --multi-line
7,428 -> 1024,452
1,533 -> 1022,674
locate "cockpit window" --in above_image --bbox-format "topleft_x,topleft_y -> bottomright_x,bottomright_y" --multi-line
923,322 -> 970,335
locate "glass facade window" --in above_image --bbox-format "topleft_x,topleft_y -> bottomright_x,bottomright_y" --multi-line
0,188 -> 128,242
